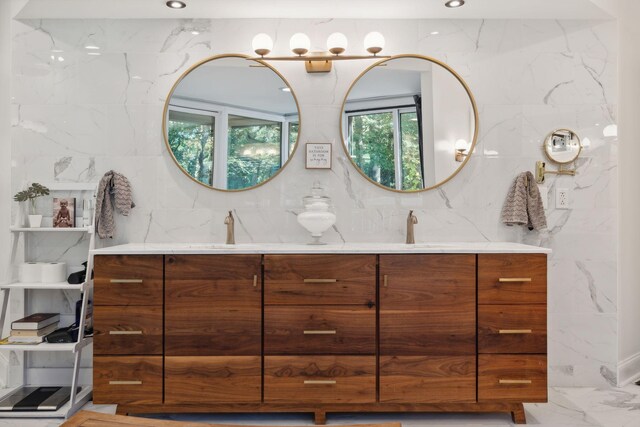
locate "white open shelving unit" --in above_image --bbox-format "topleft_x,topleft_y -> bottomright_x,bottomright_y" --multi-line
0,183 -> 96,418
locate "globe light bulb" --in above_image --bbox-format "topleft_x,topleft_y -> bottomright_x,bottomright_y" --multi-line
364,31 -> 385,55
327,32 -> 348,55
252,33 -> 273,57
289,33 -> 310,56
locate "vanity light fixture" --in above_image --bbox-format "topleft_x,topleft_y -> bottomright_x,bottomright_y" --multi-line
445,0 -> 465,7
166,1 -> 186,9
455,139 -> 470,162
250,31 -> 390,73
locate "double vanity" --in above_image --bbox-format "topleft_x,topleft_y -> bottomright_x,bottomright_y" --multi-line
91,242 -> 549,424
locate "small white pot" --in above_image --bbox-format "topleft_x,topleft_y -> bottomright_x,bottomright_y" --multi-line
28,214 -> 43,228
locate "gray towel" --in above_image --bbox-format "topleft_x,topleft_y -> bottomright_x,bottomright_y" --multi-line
95,170 -> 135,239
501,171 -> 547,231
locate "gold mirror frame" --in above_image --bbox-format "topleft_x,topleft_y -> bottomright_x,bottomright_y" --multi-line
162,53 -> 302,192
339,54 -> 479,193
543,128 -> 582,165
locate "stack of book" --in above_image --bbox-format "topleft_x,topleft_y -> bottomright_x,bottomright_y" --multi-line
8,313 -> 59,344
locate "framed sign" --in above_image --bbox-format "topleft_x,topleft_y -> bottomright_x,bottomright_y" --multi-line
305,143 -> 332,169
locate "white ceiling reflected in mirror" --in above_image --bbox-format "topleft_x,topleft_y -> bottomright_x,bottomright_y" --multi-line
340,54 -> 478,192
163,54 -> 300,191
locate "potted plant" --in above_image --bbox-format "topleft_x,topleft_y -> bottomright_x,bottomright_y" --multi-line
14,183 -> 50,228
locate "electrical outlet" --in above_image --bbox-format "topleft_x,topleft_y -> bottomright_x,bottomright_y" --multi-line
556,188 -> 570,209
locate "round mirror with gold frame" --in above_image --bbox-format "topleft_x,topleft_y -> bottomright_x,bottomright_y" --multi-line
340,54 -> 478,193
543,128 -> 581,164
163,53 -> 301,192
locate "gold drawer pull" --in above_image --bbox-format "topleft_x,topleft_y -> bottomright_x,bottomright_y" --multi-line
499,379 -> 532,385
109,330 -> 143,335
253,275 -> 258,287
304,380 -> 337,385
498,278 -> 532,283
499,329 -> 532,334
383,275 -> 388,287
303,330 -> 337,335
109,380 -> 142,385
110,279 -> 143,284
303,279 -> 338,283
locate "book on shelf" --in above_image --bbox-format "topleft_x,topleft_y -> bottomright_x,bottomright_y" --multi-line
7,335 -> 45,344
0,337 -> 39,346
10,322 -> 58,337
11,313 -> 59,330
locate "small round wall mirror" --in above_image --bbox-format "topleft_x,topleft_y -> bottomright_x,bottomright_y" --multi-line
543,129 -> 581,164
340,54 -> 478,192
163,54 -> 300,191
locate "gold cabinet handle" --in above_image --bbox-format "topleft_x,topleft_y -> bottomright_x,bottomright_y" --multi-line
253,275 -> 258,287
499,379 -> 532,385
498,278 -> 532,283
109,380 -> 142,385
109,330 -> 143,335
303,279 -> 337,283
110,279 -> 143,284
303,330 -> 337,335
498,329 -> 533,334
383,275 -> 388,287
304,380 -> 337,385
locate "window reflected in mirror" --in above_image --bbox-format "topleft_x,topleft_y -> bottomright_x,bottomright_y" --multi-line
164,54 -> 300,191
341,55 -> 478,192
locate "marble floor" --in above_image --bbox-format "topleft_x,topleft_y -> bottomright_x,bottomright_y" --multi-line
1,386 -> 639,427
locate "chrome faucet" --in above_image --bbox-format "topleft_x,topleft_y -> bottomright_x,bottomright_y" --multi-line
224,210 -> 235,244
406,210 -> 418,244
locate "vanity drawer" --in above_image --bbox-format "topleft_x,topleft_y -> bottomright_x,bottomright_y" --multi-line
264,356 -> 376,403
165,356 -> 261,404
93,306 -> 163,355
478,304 -> 547,354
94,255 -> 163,306
478,254 -> 547,305
93,356 -> 162,405
264,255 -> 376,305
478,354 -> 547,402
379,356 -> 476,403
380,309 -> 476,356
264,306 -> 375,355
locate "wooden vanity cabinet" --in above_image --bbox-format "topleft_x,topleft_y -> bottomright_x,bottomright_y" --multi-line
379,254 -> 477,403
93,255 -> 164,406
164,254 -> 262,404
93,251 -> 547,424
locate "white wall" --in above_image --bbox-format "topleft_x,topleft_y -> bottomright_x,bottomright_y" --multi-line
617,0 -> 640,386
9,18 -> 618,387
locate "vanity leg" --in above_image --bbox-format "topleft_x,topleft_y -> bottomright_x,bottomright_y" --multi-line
511,403 -> 527,424
314,409 -> 327,425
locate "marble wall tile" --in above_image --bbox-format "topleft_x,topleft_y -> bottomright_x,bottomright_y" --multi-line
10,18 -> 618,387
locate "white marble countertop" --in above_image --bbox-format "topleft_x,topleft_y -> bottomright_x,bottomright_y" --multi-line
91,242 -> 551,255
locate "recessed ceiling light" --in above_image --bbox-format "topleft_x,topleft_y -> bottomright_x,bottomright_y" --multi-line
430,31 -> 440,35
166,1 -> 186,9
57,56 -> 64,62
445,0 -> 465,7
280,87 -> 291,92
191,31 -> 200,35
87,52 -> 101,56
85,45 -> 100,50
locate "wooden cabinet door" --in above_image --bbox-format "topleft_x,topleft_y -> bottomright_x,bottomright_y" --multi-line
165,255 -> 262,356
379,254 -> 477,403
